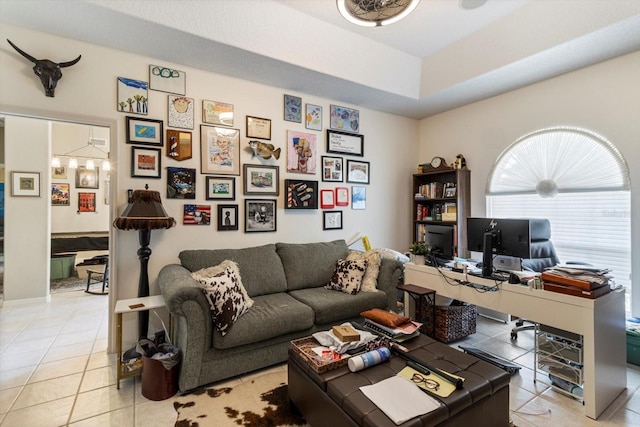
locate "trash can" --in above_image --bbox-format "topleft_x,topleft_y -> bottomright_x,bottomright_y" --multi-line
137,339 -> 181,401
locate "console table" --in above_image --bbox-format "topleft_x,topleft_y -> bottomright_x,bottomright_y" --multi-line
404,263 -> 626,420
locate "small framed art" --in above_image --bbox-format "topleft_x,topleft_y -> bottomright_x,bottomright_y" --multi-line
131,147 -> 162,179
352,186 -> 366,210
167,167 -> 196,199
126,116 -> 163,146
285,179 -> 318,209
218,204 -> 239,231
284,94 -> 302,122
323,211 -> 343,230
202,100 -> 234,126
330,104 -> 359,133
326,129 -> 364,157
52,166 -> 67,179
444,186 -> 457,198
245,199 -> 277,232
206,176 -> 235,200
168,95 -> 194,129
322,156 -> 343,182
149,64 -> 186,95
117,77 -> 148,115
166,129 -> 192,161
200,125 -> 240,175
246,116 -> 271,140
76,166 -> 99,189
78,192 -> 96,213
346,159 -> 370,184
243,164 -> 279,196
51,183 -> 70,206
336,187 -> 349,206
183,204 -> 211,225
305,103 -> 322,131
320,189 -> 334,209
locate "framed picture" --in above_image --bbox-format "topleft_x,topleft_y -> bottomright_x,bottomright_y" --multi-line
200,125 -> 240,175
305,103 -> 322,131
202,99 -> 234,126
218,204 -> 239,231
131,147 -> 162,179
75,166 -> 99,189
336,187 -> 349,206
284,94 -> 302,122
346,159 -> 370,184
166,129 -> 192,161
326,129 -> 364,157
323,211 -> 343,230
51,183 -> 70,206
352,186 -> 366,210
321,156 -> 343,182
126,116 -> 163,146
168,95 -> 194,129
117,77 -> 148,115
243,164 -> 279,196
444,186 -> 457,198
330,105 -> 359,133
77,192 -> 96,213
149,64 -> 186,95
167,167 -> 196,199
285,179 -> 318,209
287,130 -> 317,174
206,176 -> 235,200
320,189 -> 334,209
246,116 -> 271,140
52,166 -> 67,179
11,171 -> 40,197
245,199 -> 277,232
183,204 -> 211,225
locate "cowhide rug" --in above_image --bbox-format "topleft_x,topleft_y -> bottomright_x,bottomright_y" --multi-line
173,370 -> 309,427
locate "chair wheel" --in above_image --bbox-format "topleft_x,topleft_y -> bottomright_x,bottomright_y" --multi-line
510,332 -> 518,340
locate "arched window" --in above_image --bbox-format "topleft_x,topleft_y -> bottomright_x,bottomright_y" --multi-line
487,127 -> 631,313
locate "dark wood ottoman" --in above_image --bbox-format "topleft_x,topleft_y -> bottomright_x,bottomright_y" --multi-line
288,334 -> 510,427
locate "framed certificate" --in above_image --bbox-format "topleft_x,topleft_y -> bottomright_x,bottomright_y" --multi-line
246,116 -> 271,140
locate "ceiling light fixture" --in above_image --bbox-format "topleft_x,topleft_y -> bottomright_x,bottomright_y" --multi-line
52,128 -> 110,170
337,0 -> 420,27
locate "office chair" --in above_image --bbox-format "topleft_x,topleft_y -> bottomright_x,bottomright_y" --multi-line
85,255 -> 109,295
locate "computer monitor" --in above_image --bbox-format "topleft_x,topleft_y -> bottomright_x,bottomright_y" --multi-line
467,218 -> 531,278
423,224 -> 454,260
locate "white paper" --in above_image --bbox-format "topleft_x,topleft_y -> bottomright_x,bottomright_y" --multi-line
360,376 -> 440,425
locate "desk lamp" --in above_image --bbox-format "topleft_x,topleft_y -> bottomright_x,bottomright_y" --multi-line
114,186 -> 175,340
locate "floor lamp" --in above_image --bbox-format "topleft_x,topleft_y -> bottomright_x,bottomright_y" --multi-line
114,188 -> 175,341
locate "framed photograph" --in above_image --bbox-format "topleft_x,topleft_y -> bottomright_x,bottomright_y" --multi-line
444,186 -> 457,198
285,179 -> 318,209
117,77 -> 148,115
246,116 -> 271,140
51,183 -> 70,206
284,94 -> 302,122
330,105 -> 359,133
243,164 -> 279,196
52,166 -> 67,179
166,129 -> 192,161
149,64 -> 186,95
346,159 -> 370,184
352,186 -> 366,210
131,147 -> 162,179
202,100 -> 234,126
320,189 -> 334,209
305,103 -> 322,131
336,187 -> 349,206
183,204 -> 211,225
78,192 -> 96,213
200,125 -> 240,175
321,156 -> 343,182
126,116 -> 163,146
206,176 -> 235,200
167,167 -> 196,199
11,171 -> 40,197
323,211 -> 343,230
75,166 -> 99,189
218,204 -> 239,231
245,199 -> 277,232
287,130 -> 317,174
326,129 -> 364,157
168,95 -> 194,129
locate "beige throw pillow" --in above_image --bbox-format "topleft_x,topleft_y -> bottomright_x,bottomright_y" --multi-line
325,259 -> 368,295
347,250 -> 381,292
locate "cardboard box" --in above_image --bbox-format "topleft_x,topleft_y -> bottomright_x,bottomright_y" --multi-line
332,325 -> 360,342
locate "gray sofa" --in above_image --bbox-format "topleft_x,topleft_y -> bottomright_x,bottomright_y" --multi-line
158,239 -> 403,392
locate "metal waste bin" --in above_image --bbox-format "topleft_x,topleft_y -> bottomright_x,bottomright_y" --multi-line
137,339 -> 181,401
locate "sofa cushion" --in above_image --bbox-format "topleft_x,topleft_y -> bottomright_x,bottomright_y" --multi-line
179,244 -> 287,297
346,250 -> 381,292
213,293 -> 314,349
289,287 -> 387,325
277,240 -> 349,291
325,259 -> 367,295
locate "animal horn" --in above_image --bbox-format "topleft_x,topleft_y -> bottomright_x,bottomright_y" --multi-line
7,39 -> 36,63
59,55 -> 82,68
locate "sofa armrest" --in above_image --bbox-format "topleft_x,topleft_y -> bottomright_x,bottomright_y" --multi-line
376,258 -> 403,309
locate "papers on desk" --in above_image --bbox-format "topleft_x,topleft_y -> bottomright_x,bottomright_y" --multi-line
360,376 -> 441,425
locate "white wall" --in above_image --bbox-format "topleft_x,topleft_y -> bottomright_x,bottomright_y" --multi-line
419,51 -> 640,317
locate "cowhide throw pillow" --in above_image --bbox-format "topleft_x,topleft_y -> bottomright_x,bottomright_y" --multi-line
192,260 -> 254,336
325,259 -> 368,295
346,250 -> 381,292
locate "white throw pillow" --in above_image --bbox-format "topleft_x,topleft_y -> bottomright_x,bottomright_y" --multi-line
346,250 -> 381,292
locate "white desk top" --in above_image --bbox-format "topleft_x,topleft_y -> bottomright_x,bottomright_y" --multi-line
115,294 -> 166,314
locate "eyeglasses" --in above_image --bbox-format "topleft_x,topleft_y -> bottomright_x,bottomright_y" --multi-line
411,373 -> 440,391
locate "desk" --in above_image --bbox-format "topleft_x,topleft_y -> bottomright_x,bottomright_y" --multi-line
404,263 -> 626,420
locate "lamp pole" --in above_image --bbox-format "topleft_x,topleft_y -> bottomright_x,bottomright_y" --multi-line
137,229 -> 151,340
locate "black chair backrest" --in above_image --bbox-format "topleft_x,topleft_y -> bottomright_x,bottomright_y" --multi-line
521,219 -> 560,273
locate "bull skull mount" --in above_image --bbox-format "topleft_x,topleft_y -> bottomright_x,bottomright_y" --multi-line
7,39 -> 81,97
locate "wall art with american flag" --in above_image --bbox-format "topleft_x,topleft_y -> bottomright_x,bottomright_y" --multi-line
183,204 -> 211,225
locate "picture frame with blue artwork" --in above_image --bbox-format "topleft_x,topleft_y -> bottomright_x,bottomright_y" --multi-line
284,94 -> 302,123
126,116 -> 163,146
117,77 -> 148,115
330,104 -> 359,133
205,176 -> 235,200
352,186 -> 366,210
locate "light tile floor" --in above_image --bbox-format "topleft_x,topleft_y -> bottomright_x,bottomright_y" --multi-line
0,290 -> 639,426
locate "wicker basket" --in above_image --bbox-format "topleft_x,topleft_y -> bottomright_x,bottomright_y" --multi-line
423,302 -> 477,343
290,336 -> 351,374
